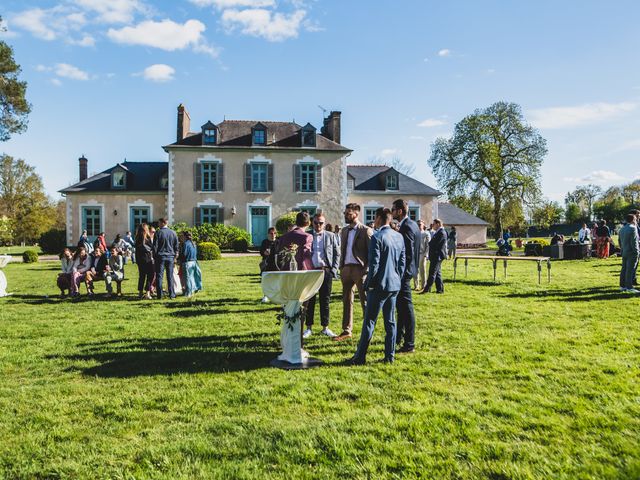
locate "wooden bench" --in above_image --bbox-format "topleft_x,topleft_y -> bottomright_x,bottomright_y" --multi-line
453,255 -> 552,284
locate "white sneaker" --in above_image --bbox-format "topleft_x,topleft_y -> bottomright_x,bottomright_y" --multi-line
261,296 -> 269,303
620,287 -> 628,292
303,328 -> 313,339
321,327 -> 337,338
625,288 -> 640,294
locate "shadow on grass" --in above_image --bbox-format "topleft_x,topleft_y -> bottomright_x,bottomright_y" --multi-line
169,306 -> 281,318
449,279 -> 502,287
500,286 -> 633,302
63,334 -> 279,376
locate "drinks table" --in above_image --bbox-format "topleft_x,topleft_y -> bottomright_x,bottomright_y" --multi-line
0,255 -> 11,297
261,270 -> 324,370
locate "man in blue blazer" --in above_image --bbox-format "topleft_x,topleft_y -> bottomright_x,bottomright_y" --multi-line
349,208 -> 406,364
421,218 -> 448,294
392,199 -> 421,353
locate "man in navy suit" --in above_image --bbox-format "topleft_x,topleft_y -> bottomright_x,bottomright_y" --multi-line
421,218 -> 448,294
349,208 -> 406,365
392,199 -> 421,353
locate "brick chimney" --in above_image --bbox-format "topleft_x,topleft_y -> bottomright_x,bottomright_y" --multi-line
177,103 -> 191,142
79,155 -> 88,182
321,111 -> 341,144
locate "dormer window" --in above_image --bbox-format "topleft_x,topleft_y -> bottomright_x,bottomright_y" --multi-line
301,123 -> 316,147
348,178 -> 355,190
252,123 -> 267,146
386,173 -> 398,190
159,173 -> 168,189
112,168 -> 126,189
201,121 -> 218,145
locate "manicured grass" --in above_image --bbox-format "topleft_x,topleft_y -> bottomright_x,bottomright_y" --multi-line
0,257 -> 638,479
0,245 -> 42,256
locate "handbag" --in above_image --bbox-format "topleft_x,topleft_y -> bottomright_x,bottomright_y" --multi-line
172,268 -> 183,294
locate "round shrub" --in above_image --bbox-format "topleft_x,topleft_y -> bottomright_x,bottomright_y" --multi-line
276,212 -> 297,236
197,242 -> 221,260
232,238 -> 249,252
38,229 -> 67,254
22,250 -> 39,263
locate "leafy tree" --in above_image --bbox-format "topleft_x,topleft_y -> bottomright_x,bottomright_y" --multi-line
0,215 -> 12,245
428,101 -> 547,234
501,197 -> 527,235
0,154 -> 56,243
622,182 -> 640,206
531,200 -> 564,229
564,202 -> 584,224
367,156 -> 416,176
565,184 -> 602,220
593,188 -> 628,224
0,17 -> 31,141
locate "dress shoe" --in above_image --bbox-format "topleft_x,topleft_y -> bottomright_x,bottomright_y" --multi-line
397,345 -> 415,354
381,357 -> 394,364
345,356 -> 365,366
332,332 -> 352,342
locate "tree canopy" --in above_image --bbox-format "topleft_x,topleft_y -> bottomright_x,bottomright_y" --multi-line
564,184 -> 602,221
0,17 -> 31,142
428,101 -> 547,234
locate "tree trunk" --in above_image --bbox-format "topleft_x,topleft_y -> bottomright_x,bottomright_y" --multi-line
493,195 -> 503,237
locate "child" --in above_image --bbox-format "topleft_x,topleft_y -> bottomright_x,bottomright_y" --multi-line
57,248 -> 74,297
105,246 -> 125,298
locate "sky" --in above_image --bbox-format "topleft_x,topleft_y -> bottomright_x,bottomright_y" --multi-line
1,0 -> 640,202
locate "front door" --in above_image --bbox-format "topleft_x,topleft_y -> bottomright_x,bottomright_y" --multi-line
130,207 -> 150,232
250,207 -> 269,246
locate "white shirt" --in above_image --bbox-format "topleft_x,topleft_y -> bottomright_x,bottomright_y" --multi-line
344,225 -> 359,265
312,232 -> 326,268
579,227 -> 590,242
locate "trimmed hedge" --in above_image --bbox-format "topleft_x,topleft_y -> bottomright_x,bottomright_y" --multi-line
275,212 -> 297,236
172,223 -> 251,249
22,250 -> 39,263
38,229 -> 66,254
232,238 -> 249,253
197,242 -> 221,260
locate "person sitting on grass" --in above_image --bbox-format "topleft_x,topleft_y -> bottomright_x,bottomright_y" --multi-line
85,247 -> 108,297
179,231 -> 201,298
105,246 -> 125,298
70,246 -> 91,297
57,248 -> 74,298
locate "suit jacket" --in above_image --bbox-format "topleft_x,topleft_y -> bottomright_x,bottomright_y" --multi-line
365,226 -> 406,292
428,228 -> 448,262
619,223 -> 639,258
419,230 -> 431,257
276,227 -> 313,270
399,217 -> 421,280
311,230 -> 341,278
340,222 -> 373,269
153,226 -> 179,259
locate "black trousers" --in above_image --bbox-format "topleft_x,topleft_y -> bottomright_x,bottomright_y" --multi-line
137,261 -> 154,292
306,269 -> 333,328
396,277 -> 416,348
424,259 -> 444,293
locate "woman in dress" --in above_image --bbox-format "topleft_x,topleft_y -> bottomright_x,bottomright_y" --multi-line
135,223 -> 155,299
595,220 -> 611,258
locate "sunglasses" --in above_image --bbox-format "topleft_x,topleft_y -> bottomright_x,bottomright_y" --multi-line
314,221 -> 324,225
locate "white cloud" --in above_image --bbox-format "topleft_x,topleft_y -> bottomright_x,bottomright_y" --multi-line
70,34 -> 96,47
35,64 -> 50,72
55,63 -> 90,81
140,64 -> 175,82
437,48 -> 450,57
379,148 -> 398,157
190,0 -> 275,7
50,78 -> 63,87
564,170 -> 625,186
221,8 -> 306,41
108,19 -> 208,51
417,118 -> 446,128
12,8 -> 57,40
529,102 -> 637,129
75,0 -> 147,24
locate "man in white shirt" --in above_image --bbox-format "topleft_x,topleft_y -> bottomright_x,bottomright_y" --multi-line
578,223 -> 590,243
304,213 -> 340,338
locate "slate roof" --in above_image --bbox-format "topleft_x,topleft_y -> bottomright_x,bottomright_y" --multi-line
347,165 -> 442,196
437,202 -> 490,226
165,120 -> 350,151
59,161 -> 168,193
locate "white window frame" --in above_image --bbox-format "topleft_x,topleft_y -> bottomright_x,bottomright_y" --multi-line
127,199 -> 154,232
79,200 -> 104,239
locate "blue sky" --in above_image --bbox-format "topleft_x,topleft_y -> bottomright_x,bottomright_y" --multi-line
2,0 -> 639,202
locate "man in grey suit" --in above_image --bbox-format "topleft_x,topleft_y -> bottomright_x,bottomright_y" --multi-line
619,213 -> 639,293
349,208 -> 406,365
304,213 -> 341,338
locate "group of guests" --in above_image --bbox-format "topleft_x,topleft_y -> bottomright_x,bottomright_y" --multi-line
57,218 -> 202,299
261,200 -> 450,364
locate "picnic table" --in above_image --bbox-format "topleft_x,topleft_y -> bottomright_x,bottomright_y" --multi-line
453,255 -> 552,284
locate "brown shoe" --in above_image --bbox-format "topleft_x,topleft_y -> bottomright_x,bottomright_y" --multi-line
332,332 -> 352,341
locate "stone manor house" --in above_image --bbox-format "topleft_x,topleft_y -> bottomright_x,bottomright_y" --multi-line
60,105 -> 487,247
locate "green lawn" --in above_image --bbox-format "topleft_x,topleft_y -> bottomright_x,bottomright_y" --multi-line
1,245 -> 42,256
0,257 -> 638,479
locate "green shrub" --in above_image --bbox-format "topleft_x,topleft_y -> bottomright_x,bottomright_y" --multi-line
38,229 -> 67,254
527,238 -> 550,247
225,226 -> 251,249
22,250 -> 39,263
197,242 -> 221,260
276,212 -> 297,236
232,238 -> 249,252
173,223 -> 252,249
